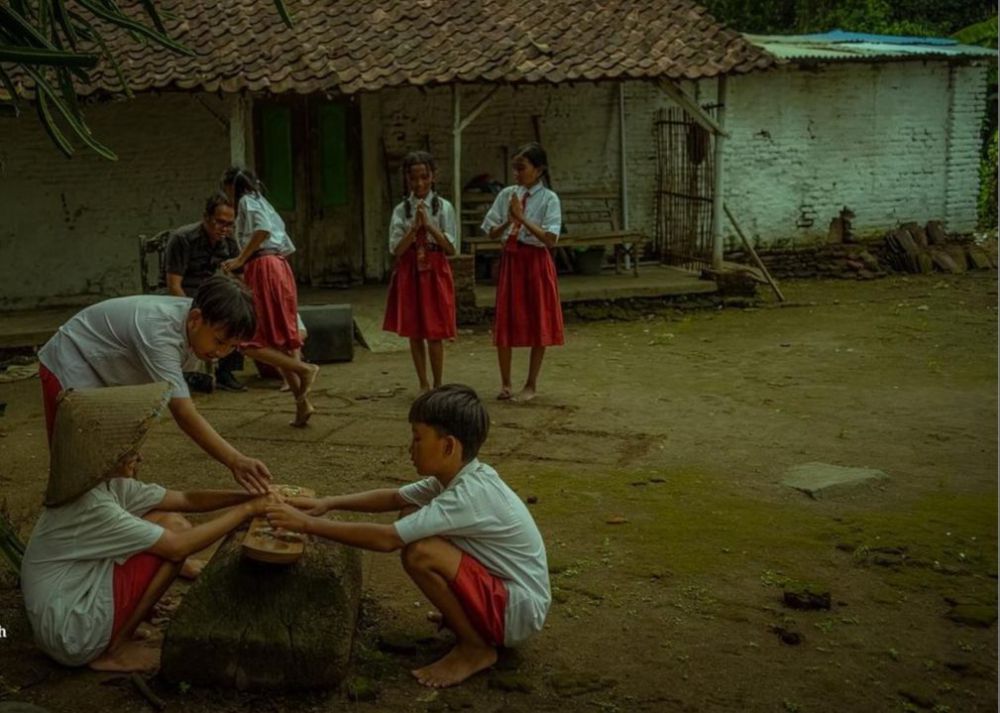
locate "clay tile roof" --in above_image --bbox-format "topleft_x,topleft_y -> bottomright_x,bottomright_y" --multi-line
23,0 -> 775,98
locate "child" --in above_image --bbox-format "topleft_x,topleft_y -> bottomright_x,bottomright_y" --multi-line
220,167 -> 319,426
481,143 -> 564,402
382,151 -> 458,392
38,274 -> 271,494
20,383 -> 277,672
279,313 -> 309,393
267,384 -> 550,689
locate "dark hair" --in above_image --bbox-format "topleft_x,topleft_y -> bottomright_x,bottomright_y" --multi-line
191,274 -> 256,341
512,142 -> 550,186
409,384 -> 490,462
204,191 -> 233,218
221,167 -> 261,214
401,151 -> 441,219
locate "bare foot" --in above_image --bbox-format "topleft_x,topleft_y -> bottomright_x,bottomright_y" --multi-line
411,643 -> 497,688
89,640 -> 161,673
180,558 -> 204,580
279,382 -> 291,393
496,387 -> 513,401
296,363 -> 320,400
425,611 -> 447,632
290,397 -> 315,427
419,383 -> 431,395
515,386 -> 536,403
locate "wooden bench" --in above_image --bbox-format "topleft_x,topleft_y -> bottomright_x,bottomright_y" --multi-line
461,191 -> 649,276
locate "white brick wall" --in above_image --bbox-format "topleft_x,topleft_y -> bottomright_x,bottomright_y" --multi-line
370,60 -> 988,260
0,92 -> 231,309
723,61 -> 989,245
0,60 -> 988,308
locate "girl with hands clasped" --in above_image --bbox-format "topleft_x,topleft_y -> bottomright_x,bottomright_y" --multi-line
480,143 -> 564,402
382,151 -> 459,393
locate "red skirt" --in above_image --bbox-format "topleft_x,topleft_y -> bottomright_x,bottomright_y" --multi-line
493,241 -> 564,347
383,249 -> 456,340
242,255 -> 303,352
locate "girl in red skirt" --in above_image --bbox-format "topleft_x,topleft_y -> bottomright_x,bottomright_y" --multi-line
481,143 -> 564,402
383,151 -> 458,392
220,168 -> 319,426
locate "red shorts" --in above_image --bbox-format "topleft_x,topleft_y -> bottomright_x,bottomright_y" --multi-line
110,552 -> 164,639
450,552 -> 508,647
39,364 -> 63,445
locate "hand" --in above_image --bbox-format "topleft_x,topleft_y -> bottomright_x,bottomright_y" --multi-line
229,454 -> 272,494
287,495 -> 330,515
248,492 -> 283,516
221,257 -> 244,274
414,202 -> 428,227
266,503 -> 312,534
508,194 -> 524,222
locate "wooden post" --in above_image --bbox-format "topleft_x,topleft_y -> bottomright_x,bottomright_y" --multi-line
619,82 -> 632,271
361,93 -> 387,280
724,202 -> 785,302
452,85 -> 462,249
229,92 -> 252,169
710,75 -> 728,271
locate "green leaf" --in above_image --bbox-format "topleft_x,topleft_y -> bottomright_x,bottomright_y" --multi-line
67,10 -> 132,97
274,0 -> 294,28
952,17 -> 998,48
73,0 -> 194,56
0,64 -> 22,116
25,65 -> 118,160
52,0 -> 80,50
0,44 -> 98,67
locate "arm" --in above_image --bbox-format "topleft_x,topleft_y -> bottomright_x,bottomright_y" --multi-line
509,195 -> 558,248
425,204 -> 457,256
168,397 -> 271,494
223,229 -> 270,272
392,223 -> 420,257
148,497 -> 270,562
166,273 -> 186,297
266,504 -> 405,553
157,488 -> 261,513
289,488 -> 408,516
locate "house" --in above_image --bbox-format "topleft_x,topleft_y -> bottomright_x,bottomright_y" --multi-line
0,3 -> 991,310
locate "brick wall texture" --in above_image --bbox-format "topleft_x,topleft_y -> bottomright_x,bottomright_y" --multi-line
0,60 -> 989,308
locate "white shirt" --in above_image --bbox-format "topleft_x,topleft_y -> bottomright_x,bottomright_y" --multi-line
235,193 -> 296,256
20,479 -> 166,666
388,192 -> 458,253
38,296 -> 199,399
394,459 -> 551,646
481,183 -> 562,248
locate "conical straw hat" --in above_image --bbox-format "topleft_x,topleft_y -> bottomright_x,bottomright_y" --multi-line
45,383 -> 171,506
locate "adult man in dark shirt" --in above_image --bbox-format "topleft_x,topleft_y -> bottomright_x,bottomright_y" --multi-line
165,193 -> 247,392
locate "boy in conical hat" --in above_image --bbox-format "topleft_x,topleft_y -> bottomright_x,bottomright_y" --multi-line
20,383 -> 278,672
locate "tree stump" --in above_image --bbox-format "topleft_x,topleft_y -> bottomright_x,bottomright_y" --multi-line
161,527 -> 363,691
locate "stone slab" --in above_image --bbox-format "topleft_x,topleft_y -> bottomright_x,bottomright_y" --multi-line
782,462 -> 889,498
162,527 -> 363,690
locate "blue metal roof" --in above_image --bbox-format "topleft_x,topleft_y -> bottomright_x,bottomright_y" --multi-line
744,29 -> 996,62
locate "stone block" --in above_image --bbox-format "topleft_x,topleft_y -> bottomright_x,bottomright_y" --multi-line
926,220 -> 949,245
162,528 -> 363,691
782,462 -> 889,498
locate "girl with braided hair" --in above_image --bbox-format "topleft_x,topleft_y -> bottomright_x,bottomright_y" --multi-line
382,151 -> 459,392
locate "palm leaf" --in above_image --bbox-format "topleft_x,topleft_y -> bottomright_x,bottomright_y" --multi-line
952,17 -> 998,47
26,64 -> 118,159
74,0 -> 193,56
0,64 -> 22,116
0,44 -> 98,67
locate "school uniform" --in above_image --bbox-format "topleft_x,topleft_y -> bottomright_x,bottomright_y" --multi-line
20,478 -> 167,666
382,192 -> 458,340
234,193 -> 301,352
481,183 -> 564,347
37,296 -> 200,441
394,459 -> 551,647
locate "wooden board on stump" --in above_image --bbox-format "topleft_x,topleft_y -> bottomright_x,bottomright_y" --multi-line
161,526 -> 363,691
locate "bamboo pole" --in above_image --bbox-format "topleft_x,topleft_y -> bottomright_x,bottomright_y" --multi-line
723,203 -> 785,302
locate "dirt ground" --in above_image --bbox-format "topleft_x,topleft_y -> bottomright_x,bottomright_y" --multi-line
0,272 -> 996,713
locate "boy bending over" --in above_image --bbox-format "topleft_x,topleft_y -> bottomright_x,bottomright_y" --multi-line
21,383 -> 276,672
267,384 -> 550,688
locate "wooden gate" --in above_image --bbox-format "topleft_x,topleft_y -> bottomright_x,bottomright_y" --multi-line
654,105 -> 719,271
